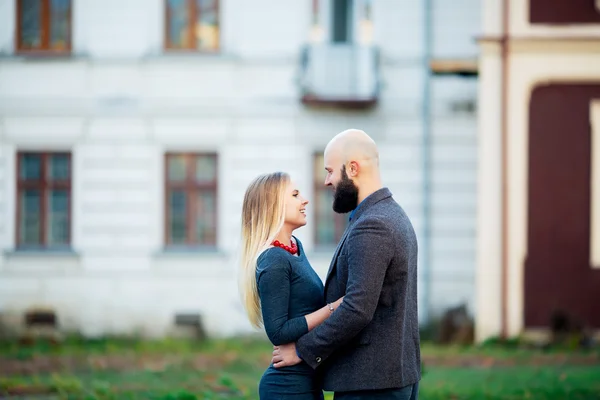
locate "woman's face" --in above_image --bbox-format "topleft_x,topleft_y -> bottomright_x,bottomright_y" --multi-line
283,180 -> 309,229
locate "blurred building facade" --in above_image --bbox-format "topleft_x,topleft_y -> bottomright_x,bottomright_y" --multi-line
0,0 -> 479,338
477,0 -> 600,341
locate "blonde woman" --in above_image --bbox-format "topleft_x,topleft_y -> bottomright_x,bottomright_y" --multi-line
240,172 -> 343,400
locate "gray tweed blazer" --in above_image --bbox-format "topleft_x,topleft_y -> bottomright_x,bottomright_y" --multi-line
296,188 -> 421,392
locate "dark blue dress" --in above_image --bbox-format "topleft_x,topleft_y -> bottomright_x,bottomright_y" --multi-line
256,237 -> 325,400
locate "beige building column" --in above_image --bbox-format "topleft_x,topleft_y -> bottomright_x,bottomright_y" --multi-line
475,41 -> 504,342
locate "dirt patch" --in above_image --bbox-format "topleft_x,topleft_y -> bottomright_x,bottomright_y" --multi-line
0,353 -> 228,376
1,351 -> 598,376
421,353 -> 600,368
1,384 -> 57,396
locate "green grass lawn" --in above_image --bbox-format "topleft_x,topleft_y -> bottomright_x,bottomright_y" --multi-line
0,336 -> 598,399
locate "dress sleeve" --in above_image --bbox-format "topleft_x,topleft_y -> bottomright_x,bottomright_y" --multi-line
257,251 -> 309,345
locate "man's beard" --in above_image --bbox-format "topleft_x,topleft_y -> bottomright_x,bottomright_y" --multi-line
332,166 -> 359,214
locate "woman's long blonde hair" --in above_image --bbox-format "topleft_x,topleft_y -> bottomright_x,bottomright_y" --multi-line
239,172 -> 290,328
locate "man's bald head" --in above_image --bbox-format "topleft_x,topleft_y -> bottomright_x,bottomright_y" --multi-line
322,129 -> 383,211
324,129 -> 379,168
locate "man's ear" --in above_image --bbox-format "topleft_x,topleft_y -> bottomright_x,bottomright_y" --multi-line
348,161 -> 359,177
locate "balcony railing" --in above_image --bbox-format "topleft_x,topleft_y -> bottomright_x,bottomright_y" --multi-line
299,43 -> 380,108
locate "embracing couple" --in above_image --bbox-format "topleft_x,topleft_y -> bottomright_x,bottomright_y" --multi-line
240,129 -> 421,399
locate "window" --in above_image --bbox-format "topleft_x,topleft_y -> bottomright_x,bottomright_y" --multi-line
16,0 -> 72,53
16,152 -> 72,248
165,153 -> 218,247
313,152 -> 348,247
165,0 -> 219,51
332,0 -> 353,43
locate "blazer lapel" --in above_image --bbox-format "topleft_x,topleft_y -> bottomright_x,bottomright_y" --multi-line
324,223 -> 352,291
323,188 -> 393,292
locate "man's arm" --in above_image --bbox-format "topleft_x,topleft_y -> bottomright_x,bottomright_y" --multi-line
294,216 -> 394,369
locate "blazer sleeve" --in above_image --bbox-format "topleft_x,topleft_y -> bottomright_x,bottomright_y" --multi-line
257,251 -> 309,346
296,216 -> 394,369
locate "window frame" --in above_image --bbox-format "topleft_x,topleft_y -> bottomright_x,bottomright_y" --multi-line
164,152 -> 218,248
15,0 -> 73,55
164,0 -> 220,52
15,151 -> 72,249
313,152 -> 348,248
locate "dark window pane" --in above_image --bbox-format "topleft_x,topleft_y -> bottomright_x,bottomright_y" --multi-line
169,190 -> 187,244
195,155 -> 216,183
315,152 -> 347,246
315,190 -> 336,245
196,0 -> 219,50
168,155 -> 187,181
49,154 -> 70,180
20,154 -> 42,180
20,0 -> 42,49
20,189 -> 41,245
195,190 -> 216,244
50,0 -> 71,50
332,0 -> 352,43
314,153 -> 326,184
48,189 -> 69,245
167,0 -> 190,48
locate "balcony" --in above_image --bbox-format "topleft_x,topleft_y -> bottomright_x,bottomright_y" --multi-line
299,44 -> 380,109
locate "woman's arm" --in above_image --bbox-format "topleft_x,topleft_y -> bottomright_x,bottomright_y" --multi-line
258,252 -> 343,345
258,253 -> 309,346
304,297 -> 343,331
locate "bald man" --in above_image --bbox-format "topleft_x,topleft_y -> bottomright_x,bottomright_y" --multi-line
272,129 -> 421,399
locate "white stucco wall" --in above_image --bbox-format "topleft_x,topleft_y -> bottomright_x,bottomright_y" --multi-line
0,0 -> 479,337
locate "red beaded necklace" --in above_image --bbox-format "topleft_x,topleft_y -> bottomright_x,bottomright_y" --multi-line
272,239 -> 298,255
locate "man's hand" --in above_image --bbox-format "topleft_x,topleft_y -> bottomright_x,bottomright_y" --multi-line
271,343 -> 301,368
